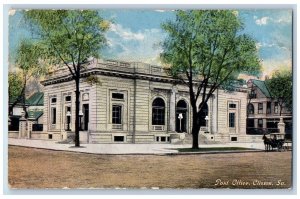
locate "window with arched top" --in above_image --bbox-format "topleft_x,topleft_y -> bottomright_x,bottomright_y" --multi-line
177,100 -> 187,109
152,98 -> 165,125
248,103 -> 254,114
176,100 -> 188,132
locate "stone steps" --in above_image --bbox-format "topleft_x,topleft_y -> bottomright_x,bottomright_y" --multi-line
183,133 -> 221,144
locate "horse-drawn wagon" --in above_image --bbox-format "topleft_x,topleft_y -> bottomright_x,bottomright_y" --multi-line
262,133 -> 288,151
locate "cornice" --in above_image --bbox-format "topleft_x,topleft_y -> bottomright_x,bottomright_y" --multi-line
41,67 -> 247,93
41,67 -> 180,86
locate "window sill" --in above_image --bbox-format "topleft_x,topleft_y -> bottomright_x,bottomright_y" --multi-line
112,124 -> 123,130
152,125 -> 165,131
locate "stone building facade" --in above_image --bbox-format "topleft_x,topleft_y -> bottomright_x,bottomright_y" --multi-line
41,59 -> 250,143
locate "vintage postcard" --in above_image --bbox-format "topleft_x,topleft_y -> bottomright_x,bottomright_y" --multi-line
6,7 -> 293,191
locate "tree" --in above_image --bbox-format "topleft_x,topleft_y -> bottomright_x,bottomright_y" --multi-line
161,10 -> 261,149
8,72 -> 23,114
24,10 -> 109,147
266,70 -> 292,116
10,40 -> 46,116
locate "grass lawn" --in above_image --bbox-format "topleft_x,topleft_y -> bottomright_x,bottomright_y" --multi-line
177,147 -> 255,152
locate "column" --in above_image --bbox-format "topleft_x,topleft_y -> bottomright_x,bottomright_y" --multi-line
211,94 -> 217,134
19,111 -> 27,138
27,119 -> 34,139
278,117 -> 286,134
169,87 -> 176,132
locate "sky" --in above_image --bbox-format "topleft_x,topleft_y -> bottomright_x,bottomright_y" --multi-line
8,9 -> 292,79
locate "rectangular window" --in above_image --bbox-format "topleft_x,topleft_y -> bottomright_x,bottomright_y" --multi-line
65,106 -> 71,125
114,136 -> 124,142
65,96 -> 71,102
51,108 -> 56,124
258,103 -> 263,114
274,102 -> 279,114
267,102 -> 271,114
229,113 -> 235,128
112,105 -> 122,124
229,103 -> 236,109
51,98 -> 57,103
112,93 -> 124,100
258,119 -> 263,128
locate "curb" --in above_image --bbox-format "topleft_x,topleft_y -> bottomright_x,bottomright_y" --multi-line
8,144 -> 273,156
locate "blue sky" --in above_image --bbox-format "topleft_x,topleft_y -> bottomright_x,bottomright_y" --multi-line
9,9 -> 292,78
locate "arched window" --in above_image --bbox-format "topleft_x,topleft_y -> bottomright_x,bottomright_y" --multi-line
248,103 -> 254,114
152,98 -> 165,125
177,100 -> 187,109
176,100 -> 188,132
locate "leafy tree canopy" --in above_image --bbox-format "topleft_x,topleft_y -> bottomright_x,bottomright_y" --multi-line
23,10 -> 110,147
160,10 -> 261,149
24,10 -> 109,71
15,39 -> 48,78
161,10 -> 261,90
266,70 -> 292,113
10,39 -> 48,112
8,72 -> 23,103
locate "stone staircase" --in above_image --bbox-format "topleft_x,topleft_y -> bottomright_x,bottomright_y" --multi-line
182,133 -> 221,145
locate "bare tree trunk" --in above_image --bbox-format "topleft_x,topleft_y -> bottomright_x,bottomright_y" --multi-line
191,112 -> 200,149
22,77 -> 27,118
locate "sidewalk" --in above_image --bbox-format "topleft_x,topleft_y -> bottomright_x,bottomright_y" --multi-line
8,138 -> 265,155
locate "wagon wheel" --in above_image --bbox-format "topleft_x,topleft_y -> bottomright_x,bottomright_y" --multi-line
277,140 -> 284,152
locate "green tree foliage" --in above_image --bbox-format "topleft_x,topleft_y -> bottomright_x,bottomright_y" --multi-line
8,72 -> 23,109
266,70 -> 292,115
161,10 -> 261,149
11,40 -> 47,116
24,10 -> 109,147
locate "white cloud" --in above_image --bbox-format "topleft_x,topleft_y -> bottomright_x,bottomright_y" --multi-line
154,9 -> 175,12
104,24 -> 165,65
155,10 -> 166,12
261,59 -> 292,77
9,9 -> 16,16
110,24 -> 145,41
232,11 -> 239,17
255,42 -> 262,50
257,42 -> 277,49
273,16 -> 292,24
254,12 -> 291,26
255,16 -> 269,26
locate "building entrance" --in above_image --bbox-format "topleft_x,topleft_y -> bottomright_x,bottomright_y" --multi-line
199,102 -> 208,127
82,104 -> 89,131
176,100 -> 187,133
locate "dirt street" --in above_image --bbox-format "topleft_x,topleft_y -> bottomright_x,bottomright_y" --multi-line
8,146 -> 292,189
